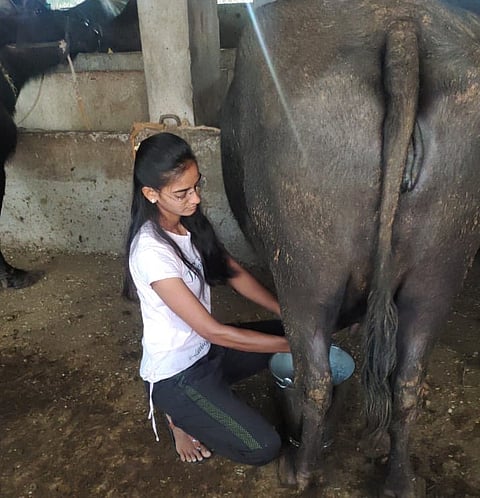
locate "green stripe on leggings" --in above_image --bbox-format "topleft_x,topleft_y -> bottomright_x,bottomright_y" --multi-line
184,385 -> 262,450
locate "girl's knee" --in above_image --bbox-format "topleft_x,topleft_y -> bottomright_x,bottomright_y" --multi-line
240,431 -> 282,466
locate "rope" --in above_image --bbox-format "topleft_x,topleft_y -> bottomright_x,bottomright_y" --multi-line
67,53 -> 92,130
0,60 -> 18,98
16,73 -> 45,125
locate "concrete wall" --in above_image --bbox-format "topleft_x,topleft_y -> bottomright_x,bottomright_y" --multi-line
15,52 -> 149,132
2,128 -> 257,263
3,132 -> 132,254
15,50 -> 235,133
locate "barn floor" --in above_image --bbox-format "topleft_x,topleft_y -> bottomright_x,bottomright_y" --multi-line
0,249 -> 479,498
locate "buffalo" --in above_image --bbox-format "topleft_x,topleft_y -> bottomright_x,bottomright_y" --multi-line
0,0 -> 139,52
221,0 -> 480,495
0,0 -> 129,288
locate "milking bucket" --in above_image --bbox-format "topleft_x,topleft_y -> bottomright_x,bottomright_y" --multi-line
269,345 -> 355,446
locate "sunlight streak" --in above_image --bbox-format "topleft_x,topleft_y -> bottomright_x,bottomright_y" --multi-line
246,4 -> 305,156
49,0 -> 128,17
97,0 -> 129,18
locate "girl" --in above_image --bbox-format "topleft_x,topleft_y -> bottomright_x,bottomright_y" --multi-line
123,132 -> 290,465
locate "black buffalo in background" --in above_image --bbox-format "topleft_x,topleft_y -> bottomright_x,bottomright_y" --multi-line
0,0 -> 49,16
221,0 -> 480,495
0,0 -> 140,52
0,0 -> 130,288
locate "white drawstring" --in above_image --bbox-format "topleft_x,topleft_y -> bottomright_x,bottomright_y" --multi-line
148,381 -> 159,442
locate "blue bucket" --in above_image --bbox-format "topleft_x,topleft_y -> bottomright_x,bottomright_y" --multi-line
269,346 -> 355,446
269,345 -> 355,388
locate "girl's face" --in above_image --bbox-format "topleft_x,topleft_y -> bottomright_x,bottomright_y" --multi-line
142,160 -> 203,221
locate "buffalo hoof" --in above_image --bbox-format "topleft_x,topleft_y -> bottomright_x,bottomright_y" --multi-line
1,267 -> 44,289
381,475 -> 426,498
359,429 -> 390,458
277,446 -> 317,492
277,446 -> 297,488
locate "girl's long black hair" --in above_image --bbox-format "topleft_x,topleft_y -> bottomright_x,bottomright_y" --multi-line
122,132 -> 235,301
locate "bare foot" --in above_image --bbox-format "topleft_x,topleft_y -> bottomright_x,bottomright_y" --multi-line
166,415 -> 212,463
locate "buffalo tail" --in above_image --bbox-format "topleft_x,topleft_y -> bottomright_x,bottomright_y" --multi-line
362,20 -> 419,436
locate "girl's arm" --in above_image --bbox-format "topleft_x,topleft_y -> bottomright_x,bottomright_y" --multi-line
151,278 -> 289,353
226,256 -> 281,317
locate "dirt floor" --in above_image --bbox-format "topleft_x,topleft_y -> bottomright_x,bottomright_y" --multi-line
0,249 -> 479,498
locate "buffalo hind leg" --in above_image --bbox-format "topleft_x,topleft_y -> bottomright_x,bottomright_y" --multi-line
383,274 -> 464,498
277,297 -> 339,491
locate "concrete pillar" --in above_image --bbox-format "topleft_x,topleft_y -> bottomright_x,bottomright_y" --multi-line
137,0 -> 194,125
137,0 -> 221,126
188,0 -> 221,126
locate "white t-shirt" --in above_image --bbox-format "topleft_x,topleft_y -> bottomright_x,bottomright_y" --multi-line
129,221 -> 211,383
